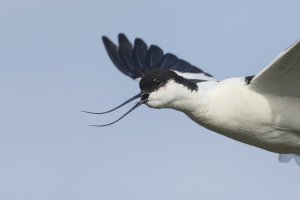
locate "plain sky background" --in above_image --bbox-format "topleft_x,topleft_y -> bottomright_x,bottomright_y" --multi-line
1,0 -> 300,199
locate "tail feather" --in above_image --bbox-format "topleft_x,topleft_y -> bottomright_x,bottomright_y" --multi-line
279,154 -> 300,166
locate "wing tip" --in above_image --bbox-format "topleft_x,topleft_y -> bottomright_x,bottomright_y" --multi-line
118,33 -> 131,46
102,35 -> 109,42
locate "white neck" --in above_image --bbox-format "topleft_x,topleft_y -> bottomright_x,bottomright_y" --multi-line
163,81 -> 215,121
146,80 -> 216,122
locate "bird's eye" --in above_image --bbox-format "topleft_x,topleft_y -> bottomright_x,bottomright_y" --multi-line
154,78 -> 162,86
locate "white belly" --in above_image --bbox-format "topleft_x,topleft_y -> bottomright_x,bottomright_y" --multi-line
188,78 -> 300,154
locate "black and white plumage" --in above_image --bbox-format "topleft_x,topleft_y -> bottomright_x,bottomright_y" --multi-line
84,33 -> 300,166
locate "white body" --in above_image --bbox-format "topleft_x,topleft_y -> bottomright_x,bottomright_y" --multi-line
147,78 -> 300,154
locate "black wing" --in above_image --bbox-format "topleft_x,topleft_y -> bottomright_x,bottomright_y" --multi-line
102,33 -> 215,81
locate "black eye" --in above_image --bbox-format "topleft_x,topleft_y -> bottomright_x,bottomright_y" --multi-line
153,78 -> 162,86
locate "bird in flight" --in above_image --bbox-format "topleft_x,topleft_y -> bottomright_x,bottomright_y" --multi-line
84,33 -> 300,165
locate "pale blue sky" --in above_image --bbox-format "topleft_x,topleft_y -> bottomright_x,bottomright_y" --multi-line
1,0 -> 300,199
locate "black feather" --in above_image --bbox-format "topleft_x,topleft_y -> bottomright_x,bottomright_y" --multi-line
171,59 -> 191,71
158,53 -> 178,68
118,33 -> 138,78
102,36 -> 134,77
102,34 -> 214,80
146,45 -> 164,69
245,75 -> 254,84
132,38 -> 148,75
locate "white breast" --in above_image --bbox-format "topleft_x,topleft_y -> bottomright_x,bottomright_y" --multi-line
188,78 -> 300,154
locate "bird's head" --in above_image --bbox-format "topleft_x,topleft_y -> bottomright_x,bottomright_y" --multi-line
83,69 -> 198,127
139,69 -> 198,108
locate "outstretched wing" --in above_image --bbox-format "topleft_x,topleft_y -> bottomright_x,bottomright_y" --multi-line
249,39 -> 300,97
102,33 -> 216,82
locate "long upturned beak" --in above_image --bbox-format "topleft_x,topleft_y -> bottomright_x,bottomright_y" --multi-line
82,92 -> 149,127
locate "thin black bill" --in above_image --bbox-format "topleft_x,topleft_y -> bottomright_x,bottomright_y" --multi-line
82,93 -> 141,114
89,98 -> 148,127
83,92 -> 149,127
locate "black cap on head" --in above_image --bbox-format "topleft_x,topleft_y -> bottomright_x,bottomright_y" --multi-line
139,69 -> 198,93
139,69 -> 177,93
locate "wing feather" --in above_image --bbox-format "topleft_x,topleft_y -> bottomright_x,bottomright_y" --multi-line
146,45 -> 164,69
102,33 -> 215,82
102,36 -> 135,78
250,40 -> 300,97
158,53 -> 178,68
118,34 -> 141,78
132,38 -> 147,73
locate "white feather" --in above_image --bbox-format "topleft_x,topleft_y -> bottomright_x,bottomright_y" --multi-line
250,39 -> 300,97
173,71 -> 216,81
